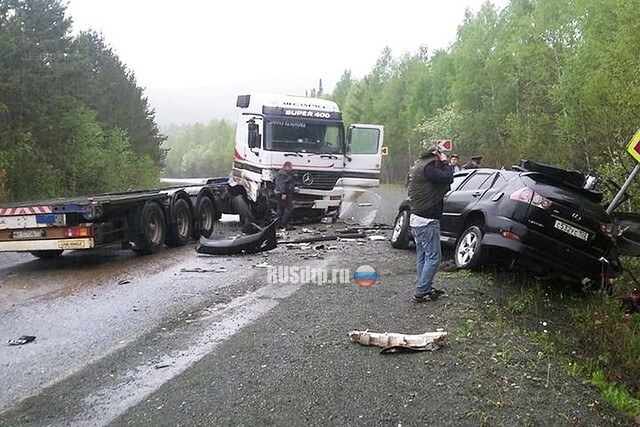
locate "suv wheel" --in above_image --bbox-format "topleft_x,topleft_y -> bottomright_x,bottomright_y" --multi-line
455,225 -> 485,269
390,210 -> 411,249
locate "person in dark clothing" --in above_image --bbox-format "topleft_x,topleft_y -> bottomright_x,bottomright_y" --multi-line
275,161 -> 295,230
408,147 -> 454,302
462,155 -> 483,170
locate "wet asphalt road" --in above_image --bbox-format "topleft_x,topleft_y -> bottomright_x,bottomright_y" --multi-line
0,188 -> 406,426
0,186 -> 629,426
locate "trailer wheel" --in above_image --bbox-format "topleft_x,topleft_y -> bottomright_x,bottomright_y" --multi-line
30,250 -> 64,259
196,195 -> 216,238
131,202 -> 166,255
167,198 -> 193,247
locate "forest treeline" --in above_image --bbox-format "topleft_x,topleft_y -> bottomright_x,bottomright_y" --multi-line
0,0 -> 164,202
163,120 -> 235,178
332,0 -> 640,186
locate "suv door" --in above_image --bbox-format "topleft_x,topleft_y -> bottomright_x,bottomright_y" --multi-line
441,171 -> 496,238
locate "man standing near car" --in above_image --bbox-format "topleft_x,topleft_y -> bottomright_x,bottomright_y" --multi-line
462,155 -> 483,170
408,147 -> 454,302
275,161 -> 295,231
450,154 -> 461,173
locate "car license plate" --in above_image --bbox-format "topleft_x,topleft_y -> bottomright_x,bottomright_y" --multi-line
554,220 -> 589,241
12,229 -> 45,239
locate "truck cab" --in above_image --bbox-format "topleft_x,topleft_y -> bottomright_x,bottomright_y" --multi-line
231,93 -> 384,221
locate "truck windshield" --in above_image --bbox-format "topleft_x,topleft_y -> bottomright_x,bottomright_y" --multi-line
265,119 -> 344,154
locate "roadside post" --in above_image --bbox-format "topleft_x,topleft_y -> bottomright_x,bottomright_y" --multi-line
607,129 -> 640,214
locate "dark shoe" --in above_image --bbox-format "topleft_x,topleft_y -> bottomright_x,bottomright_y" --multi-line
431,287 -> 446,296
413,293 -> 436,303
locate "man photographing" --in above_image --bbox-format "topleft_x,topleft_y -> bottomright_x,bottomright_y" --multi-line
407,146 -> 454,302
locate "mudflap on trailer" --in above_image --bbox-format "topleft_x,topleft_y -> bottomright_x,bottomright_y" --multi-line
195,219 -> 278,256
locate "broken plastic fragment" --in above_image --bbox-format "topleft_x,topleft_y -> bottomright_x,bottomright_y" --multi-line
8,335 -> 36,346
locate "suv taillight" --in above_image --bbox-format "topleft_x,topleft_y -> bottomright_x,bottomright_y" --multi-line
509,188 -> 552,209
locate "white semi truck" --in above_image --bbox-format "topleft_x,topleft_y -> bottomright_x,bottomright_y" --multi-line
0,94 -> 384,257
229,93 -> 384,225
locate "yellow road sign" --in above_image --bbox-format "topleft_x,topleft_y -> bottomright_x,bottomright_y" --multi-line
627,129 -> 640,163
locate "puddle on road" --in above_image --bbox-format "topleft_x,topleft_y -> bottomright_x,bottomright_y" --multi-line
70,282 -> 301,427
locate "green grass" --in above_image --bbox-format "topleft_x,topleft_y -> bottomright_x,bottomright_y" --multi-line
590,370 -> 640,417
492,275 -> 640,420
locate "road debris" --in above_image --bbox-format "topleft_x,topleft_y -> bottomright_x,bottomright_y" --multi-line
348,330 -> 447,354
196,219 -> 277,255
253,262 -> 272,268
180,267 -> 227,273
117,279 -> 131,286
8,335 -> 36,346
280,233 -> 365,244
367,235 -> 386,241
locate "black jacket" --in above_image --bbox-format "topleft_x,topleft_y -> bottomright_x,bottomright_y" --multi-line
275,169 -> 295,195
408,157 -> 453,219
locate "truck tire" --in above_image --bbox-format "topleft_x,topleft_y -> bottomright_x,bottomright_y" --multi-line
196,195 -> 216,238
232,194 -> 256,234
131,202 -> 166,255
30,250 -> 64,259
166,198 -> 193,247
390,210 -> 411,249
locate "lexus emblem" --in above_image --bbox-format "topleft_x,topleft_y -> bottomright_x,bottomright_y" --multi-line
302,172 -> 314,185
571,212 -> 582,221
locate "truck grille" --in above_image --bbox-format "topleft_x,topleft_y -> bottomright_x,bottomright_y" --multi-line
294,170 -> 340,190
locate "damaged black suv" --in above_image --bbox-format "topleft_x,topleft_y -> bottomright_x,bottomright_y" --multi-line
391,160 -> 625,284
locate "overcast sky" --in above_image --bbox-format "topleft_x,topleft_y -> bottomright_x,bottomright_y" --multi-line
66,0 -> 509,125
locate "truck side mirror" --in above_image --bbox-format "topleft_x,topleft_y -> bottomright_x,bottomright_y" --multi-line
247,121 -> 260,149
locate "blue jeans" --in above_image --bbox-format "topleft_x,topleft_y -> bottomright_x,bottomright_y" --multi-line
411,221 -> 441,296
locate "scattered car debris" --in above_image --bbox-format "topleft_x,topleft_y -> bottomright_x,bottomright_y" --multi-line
180,267 -> 227,273
253,262 -> 272,268
8,335 -> 36,346
621,288 -> 640,314
280,233 -> 365,244
348,330 -> 447,354
117,279 -> 131,286
196,220 -> 277,256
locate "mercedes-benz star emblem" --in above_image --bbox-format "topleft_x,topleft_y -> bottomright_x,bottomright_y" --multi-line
302,173 -> 314,186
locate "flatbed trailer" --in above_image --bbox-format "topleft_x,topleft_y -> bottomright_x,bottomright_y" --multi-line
0,178 -> 232,258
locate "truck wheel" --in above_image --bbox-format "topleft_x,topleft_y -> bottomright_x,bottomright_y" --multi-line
232,194 -> 256,234
167,198 -> 193,247
454,225 -> 485,270
131,202 -> 166,255
196,195 -> 216,238
390,210 -> 411,249
30,250 -> 64,259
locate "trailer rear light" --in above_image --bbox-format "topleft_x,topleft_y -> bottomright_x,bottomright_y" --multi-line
330,195 -> 343,200
509,188 -> 552,209
64,227 -> 91,238
502,231 -> 520,241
